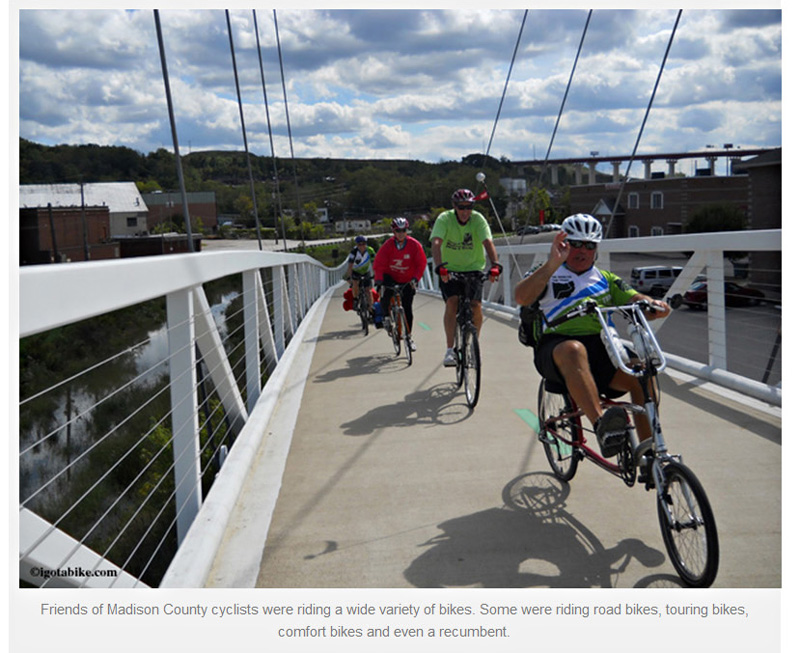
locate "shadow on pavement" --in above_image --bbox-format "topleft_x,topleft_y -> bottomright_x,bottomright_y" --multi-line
340,383 -> 471,436
403,472 -> 664,588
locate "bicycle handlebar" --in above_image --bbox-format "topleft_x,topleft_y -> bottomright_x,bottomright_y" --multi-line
546,300 -> 667,375
446,270 -> 490,282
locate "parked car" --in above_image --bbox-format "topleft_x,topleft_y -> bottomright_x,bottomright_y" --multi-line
682,281 -> 765,309
630,266 -> 683,294
516,225 -> 540,236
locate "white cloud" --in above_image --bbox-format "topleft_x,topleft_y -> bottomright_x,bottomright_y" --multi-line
17,7 -> 781,163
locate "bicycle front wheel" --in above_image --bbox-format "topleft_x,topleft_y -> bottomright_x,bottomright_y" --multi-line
399,311 -> 412,366
537,380 -> 580,481
391,305 -> 402,356
656,461 -> 719,587
359,293 -> 369,335
462,326 -> 480,408
453,323 -> 464,388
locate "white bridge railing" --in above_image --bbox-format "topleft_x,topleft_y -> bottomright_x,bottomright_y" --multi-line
17,229 -> 780,588
18,250 -> 346,587
483,229 -> 782,405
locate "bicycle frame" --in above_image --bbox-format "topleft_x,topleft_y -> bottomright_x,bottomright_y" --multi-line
536,299 -> 719,586
381,281 -> 414,363
540,392 -> 647,484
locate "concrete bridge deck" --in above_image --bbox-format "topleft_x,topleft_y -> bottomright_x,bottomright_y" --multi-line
206,286 -> 781,589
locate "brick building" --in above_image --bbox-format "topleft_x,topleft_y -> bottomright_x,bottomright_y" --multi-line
569,174 -> 752,239
20,182 -> 148,239
141,190 -> 218,233
19,205 -> 119,264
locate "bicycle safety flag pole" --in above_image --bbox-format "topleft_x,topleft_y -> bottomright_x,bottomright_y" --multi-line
475,171 -> 524,280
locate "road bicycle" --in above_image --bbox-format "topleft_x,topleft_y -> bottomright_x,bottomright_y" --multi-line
352,273 -> 373,335
536,299 -> 719,587
448,271 -> 489,409
381,281 -> 414,366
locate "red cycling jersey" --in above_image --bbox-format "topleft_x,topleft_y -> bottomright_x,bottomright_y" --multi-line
373,235 -> 427,284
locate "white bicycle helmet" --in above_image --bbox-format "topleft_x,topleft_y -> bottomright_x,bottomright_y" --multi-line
561,213 -> 603,242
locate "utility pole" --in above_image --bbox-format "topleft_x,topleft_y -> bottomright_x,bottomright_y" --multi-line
47,203 -> 60,263
80,181 -> 90,261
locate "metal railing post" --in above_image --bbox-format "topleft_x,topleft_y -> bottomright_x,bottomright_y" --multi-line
272,266 -> 286,358
706,249 -> 727,370
166,288 -> 202,544
243,270 -> 261,412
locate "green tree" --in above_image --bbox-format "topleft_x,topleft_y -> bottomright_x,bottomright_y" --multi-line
685,203 -> 747,233
685,204 -> 748,259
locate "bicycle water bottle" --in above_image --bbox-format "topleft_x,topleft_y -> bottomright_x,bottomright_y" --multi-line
640,328 -> 662,365
601,325 -> 630,366
627,323 -> 648,361
373,301 -> 383,326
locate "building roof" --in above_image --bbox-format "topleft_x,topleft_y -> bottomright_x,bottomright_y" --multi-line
19,182 -> 146,214
735,148 -> 781,170
141,190 -> 216,206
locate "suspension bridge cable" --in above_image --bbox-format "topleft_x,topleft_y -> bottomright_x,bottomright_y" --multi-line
273,10 -> 305,249
472,10 -> 528,286
226,9 -> 264,250
153,10 -> 195,253
605,9 -> 682,238
536,10 -> 592,191
515,8 -> 592,246
253,9 -> 288,250
481,9 -> 528,169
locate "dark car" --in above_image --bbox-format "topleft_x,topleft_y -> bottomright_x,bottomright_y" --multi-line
682,281 -> 765,309
516,225 -> 540,236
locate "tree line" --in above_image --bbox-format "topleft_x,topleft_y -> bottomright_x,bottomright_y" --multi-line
19,138 -> 575,229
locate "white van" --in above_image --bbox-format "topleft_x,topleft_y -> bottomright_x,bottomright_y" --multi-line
630,266 -> 683,296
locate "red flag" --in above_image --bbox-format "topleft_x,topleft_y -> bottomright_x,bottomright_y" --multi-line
473,189 -> 489,201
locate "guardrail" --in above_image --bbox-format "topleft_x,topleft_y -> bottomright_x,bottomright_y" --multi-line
481,229 -> 781,405
19,250 -> 347,587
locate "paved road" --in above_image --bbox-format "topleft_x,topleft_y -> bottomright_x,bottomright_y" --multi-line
208,286 -> 781,588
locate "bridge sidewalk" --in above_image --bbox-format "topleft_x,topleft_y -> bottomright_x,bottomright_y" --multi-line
207,286 -> 781,589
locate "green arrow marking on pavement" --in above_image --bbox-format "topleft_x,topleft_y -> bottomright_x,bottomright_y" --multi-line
417,322 -> 431,331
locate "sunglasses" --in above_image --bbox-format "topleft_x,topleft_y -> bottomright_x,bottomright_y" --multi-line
455,204 -> 473,211
393,228 -> 407,233
567,239 -> 597,250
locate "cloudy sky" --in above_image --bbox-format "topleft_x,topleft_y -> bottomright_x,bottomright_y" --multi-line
15,4 -> 782,177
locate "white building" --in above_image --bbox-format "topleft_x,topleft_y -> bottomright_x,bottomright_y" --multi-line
335,219 -> 371,234
20,182 -> 149,238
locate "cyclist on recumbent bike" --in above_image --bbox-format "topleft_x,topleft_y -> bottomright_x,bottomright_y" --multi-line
514,213 -> 670,457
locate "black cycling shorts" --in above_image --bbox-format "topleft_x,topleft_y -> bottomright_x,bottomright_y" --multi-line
439,272 -> 484,302
351,271 -> 372,287
534,333 -> 626,398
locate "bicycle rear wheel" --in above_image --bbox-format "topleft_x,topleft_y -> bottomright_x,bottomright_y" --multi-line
537,380 -> 580,481
462,326 -> 480,408
656,460 -> 719,587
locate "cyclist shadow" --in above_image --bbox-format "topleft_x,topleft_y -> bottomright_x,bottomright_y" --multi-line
315,354 -> 409,383
403,472 -> 665,588
340,383 -> 470,436
311,328 -> 373,342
